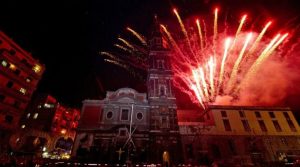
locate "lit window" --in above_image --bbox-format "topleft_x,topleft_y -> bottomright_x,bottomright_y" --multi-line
26,113 -> 31,118
21,124 -> 25,129
1,60 -> 8,67
33,113 -> 38,119
32,64 -> 42,73
61,129 -> 66,134
25,78 -> 31,83
44,103 -> 53,108
19,88 -> 27,95
9,63 -> 16,71
38,105 -> 42,108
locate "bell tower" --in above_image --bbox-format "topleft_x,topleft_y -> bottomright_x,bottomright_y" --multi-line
147,16 -> 182,164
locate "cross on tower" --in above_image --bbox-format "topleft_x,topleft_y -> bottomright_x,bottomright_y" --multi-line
116,147 -> 125,161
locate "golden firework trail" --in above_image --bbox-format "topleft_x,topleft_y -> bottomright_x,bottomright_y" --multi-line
196,19 -> 204,50
191,84 -> 206,109
230,15 -> 247,51
192,70 -> 205,101
118,37 -> 135,50
160,24 -> 185,57
114,44 -> 132,53
100,51 -> 118,60
239,34 -> 282,90
264,33 -> 288,59
126,27 -> 147,45
242,21 -> 272,63
104,59 -> 127,69
213,8 -> 219,56
218,38 -> 231,93
173,8 -> 195,56
226,33 -> 252,93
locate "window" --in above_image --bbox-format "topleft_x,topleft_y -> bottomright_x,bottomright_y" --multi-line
239,110 -> 245,118
242,120 -> 251,131
19,88 -> 27,95
255,111 -> 261,118
5,115 -> 13,123
221,111 -> 227,117
6,81 -> 13,88
121,109 -> 129,120
106,111 -> 113,119
26,113 -> 31,118
161,116 -> 169,128
258,120 -> 267,132
287,120 -> 297,132
9,63 -> 16,71
159,85 -> 166,96
25,77 -> 32,83
269,112 -> 275,118
33,113 -> 38,119
1,60 -> 8,67
136,112 -> 143,120
223,119 -> 231,131
21,124 -> 26,129
283,112 -> 290,120
33,64 -> 42,73
44,103 -> 54,108
273,120 -> 282,132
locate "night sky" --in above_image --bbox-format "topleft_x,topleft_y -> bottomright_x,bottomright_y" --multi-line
0,0 -> 299,109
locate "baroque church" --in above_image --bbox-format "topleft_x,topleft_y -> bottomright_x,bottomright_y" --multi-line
72,22 -> 184,165
71,21 -> 300,166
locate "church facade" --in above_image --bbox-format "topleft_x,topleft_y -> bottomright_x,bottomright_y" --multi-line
72,25 -> 183,165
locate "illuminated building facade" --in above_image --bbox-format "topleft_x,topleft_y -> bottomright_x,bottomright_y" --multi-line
0,31 -> 45,153
179,105 -> 300,166
10,94 -> 80,158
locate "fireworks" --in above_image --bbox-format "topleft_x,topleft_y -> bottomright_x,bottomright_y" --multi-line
160,7 -> 289,109
101,6 -> 293,109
